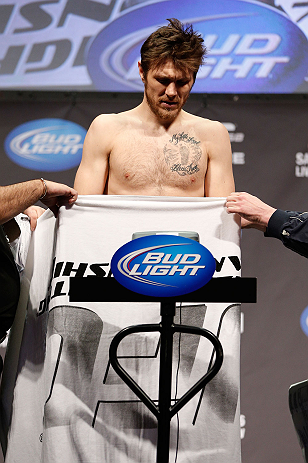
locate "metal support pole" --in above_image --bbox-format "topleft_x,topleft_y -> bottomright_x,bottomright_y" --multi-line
156,301 -> 176,463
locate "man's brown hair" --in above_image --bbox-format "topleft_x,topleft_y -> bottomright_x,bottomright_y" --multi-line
140,18 -> 206,79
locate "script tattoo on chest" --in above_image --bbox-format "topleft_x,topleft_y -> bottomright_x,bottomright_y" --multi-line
163,132 -> 202,176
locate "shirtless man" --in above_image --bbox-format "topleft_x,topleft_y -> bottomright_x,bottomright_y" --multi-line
74,19 -> 234,197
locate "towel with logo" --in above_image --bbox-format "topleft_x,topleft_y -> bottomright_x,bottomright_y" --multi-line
1,195 -> 241,463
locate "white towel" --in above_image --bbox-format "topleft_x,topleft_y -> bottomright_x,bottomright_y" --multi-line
1,195 -> 241,463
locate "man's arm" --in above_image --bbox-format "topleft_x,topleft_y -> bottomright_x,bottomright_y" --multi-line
226,192 -> 308,258
0,179 -> 77,227
0,179 -> 76,343
226,192 -> 276,231
204,122 -> 235,197
74,115 -> 111,194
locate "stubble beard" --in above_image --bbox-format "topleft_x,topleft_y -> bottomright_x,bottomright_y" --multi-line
145,87 -> 184,123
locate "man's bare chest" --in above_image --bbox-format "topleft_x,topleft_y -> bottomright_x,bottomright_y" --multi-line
109,128 -> 207,190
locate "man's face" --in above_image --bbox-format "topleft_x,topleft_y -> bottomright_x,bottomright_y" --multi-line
139,60 -> 194,123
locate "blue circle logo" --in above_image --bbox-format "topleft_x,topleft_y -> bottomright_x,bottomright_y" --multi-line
4,118 -> 86,172
111,235 -> 216,297
300,306 -> 308,336
87,0 -> 308,93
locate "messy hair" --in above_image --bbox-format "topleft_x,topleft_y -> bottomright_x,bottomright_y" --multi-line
140,18 -> 206,79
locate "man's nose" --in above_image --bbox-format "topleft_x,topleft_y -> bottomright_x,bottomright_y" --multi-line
165,82 -> 177,98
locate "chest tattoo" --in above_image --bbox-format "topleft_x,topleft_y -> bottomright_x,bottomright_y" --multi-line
163,132 -> 202,176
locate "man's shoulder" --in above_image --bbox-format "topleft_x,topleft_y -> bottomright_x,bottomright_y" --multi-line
184,111 -> 225,126
91,112 -> 119,126
184,112 -> 228,137
90,110 -> 137,130
203,118 -> 229,136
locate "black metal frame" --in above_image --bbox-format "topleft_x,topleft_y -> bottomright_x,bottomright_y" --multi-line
69,276 -> 256,463
109,301 -> 223,463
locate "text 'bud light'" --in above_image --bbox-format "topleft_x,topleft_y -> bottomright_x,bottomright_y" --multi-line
111,235 -> 216,297
87,0 -> 308,93
4,118 -> 86,172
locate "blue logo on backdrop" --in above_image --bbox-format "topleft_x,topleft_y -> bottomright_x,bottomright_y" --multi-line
4,118 -> 86,172
87,0 -> 308,93
111,235 -> 216,297
300,306 -> 308,337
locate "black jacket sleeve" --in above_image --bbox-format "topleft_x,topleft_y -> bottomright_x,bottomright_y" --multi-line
0,227 -> 20,341
265,209 -> 308,258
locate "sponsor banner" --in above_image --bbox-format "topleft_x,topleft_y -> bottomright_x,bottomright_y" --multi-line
295,151 -> 308,178
4,118 -> 86,172
300,306 -> 308,337
1,93 -> 308,463
111,234 -> 216,297
88,0 -> 308,93
1,0 -> 308,93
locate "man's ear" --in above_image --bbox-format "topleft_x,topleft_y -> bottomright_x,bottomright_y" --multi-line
138,61 -> 145,83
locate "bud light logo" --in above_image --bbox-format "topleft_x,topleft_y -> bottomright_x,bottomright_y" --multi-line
4,118 -> 86,172
87,0 -> 308,93
300,306 -> 308,337
111,235 -> 216,297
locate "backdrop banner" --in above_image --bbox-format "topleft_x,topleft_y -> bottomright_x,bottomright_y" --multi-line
0,196 -> 241,463
1,0 -> 308,93
1,92 -> 308,463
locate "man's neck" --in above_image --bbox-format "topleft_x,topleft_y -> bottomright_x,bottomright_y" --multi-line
137,97 -> 183,130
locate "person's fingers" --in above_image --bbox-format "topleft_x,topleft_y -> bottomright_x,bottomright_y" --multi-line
29,213 -> 38,231
68,189 -> 78,201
